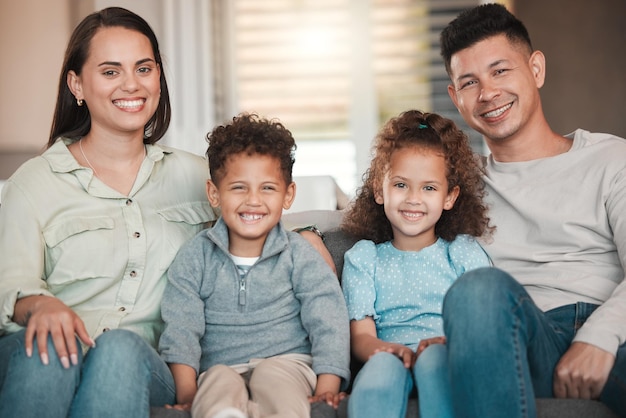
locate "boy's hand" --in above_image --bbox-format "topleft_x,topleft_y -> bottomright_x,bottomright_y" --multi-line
309,391 -> 347,408
310,374 -> 343,408
164,403 -> 192,411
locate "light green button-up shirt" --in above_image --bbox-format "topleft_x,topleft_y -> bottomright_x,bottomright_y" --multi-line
0,138 -> 217,349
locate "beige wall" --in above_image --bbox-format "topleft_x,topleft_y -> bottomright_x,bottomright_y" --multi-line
515,0 -> 626,138
0,0 -> 70,154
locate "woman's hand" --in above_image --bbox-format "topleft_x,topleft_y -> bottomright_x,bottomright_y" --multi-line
14,295 -> 94,368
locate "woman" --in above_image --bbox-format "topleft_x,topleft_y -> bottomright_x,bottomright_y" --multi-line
0,7 -> 215,417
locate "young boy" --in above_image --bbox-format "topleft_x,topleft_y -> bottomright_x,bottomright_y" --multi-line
158,113 -> 350,418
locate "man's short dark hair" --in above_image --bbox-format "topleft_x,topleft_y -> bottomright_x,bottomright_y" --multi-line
440,3 -> 533,75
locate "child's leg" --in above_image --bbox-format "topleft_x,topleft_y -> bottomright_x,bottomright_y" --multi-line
192,364 -> 249,418
413,343 -> 453,418
348,351 -> 413,418
248,357 -> 316,418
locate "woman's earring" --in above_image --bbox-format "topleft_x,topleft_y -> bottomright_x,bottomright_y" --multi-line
77,98 -> 84,106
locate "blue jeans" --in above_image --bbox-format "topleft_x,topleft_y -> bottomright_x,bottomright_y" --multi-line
443,267 -> 626,418
0,328 -> 175,418
348,345 -> 453,418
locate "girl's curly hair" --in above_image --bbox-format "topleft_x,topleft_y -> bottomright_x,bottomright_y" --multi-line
342,109 -> 493,243
206,113 -> 296,185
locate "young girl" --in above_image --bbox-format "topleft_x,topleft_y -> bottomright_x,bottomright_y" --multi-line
341,110 -> 493,418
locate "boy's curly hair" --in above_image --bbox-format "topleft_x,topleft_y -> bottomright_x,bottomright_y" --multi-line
342,109 -> 493,243
206,113 -> 296,185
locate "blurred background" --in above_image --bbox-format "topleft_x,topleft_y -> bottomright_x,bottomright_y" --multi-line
1,0 -> 625,204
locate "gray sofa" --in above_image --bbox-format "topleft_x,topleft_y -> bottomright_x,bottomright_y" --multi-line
149,224 -> 619,418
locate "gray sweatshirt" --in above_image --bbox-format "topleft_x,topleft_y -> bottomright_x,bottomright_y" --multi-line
159,217 -> 350,384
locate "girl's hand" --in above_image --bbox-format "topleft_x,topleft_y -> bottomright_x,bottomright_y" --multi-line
15,295 -> 94,368
308,391 -> 347,409
416,336 -> 446,357
373,343 -> 416,368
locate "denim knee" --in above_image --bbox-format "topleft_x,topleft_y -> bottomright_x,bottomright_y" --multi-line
353,351 -> 411,391
88,329 -> 149,367
0,330 -> 82,418
444,267 -> 523,316
413,343 -> 448,380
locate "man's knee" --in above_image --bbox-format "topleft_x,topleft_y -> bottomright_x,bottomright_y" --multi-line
444,267 -> 518,315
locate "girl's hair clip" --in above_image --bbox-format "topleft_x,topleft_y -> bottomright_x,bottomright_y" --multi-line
419,123 -> 428,129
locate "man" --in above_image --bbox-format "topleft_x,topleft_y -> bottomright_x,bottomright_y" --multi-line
439,4 -> 626,417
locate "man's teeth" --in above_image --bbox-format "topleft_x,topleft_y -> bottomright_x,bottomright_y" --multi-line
483,103 -> 512,118
114,99 -> 144,108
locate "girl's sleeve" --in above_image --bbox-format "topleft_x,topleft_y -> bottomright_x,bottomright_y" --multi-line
449,234 -> 492,277
341,240 -> 379,321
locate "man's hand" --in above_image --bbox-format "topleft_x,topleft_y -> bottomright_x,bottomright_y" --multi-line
553,341 -> 615,399
298,230 -> 336,274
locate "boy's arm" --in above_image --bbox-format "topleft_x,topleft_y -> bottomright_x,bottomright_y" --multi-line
168,363 -> 198,408
314,373 -> 341,395
309,373 -> 345,408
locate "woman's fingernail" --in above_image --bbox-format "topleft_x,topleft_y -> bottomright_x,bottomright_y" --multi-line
61,356 -> 70,369
40,352 -> 49,365
26,347 -> 32,358
71,353 -> 78,365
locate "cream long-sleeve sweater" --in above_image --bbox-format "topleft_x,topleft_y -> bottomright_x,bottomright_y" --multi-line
481,129 -> 626,354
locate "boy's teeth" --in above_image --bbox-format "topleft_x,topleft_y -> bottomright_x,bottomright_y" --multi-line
241,213 -> 263,220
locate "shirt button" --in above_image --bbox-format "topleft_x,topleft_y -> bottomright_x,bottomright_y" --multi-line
126,199 -> 133,206
103,327 -> 110,332
118,307 -> 126,312
134,232 -> 141,238
129,271 -> 137,278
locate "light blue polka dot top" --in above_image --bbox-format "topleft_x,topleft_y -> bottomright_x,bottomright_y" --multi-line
342,235 -> 491,349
